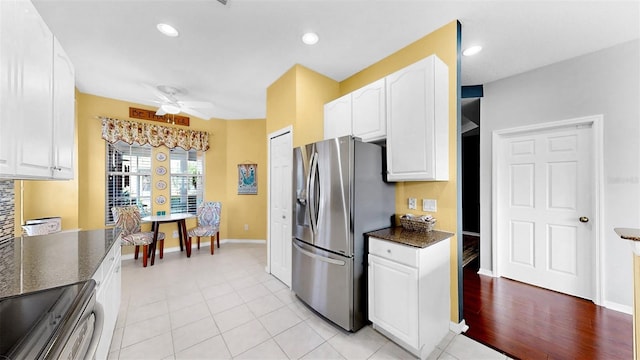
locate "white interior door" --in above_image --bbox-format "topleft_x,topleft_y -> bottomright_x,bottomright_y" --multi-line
496,123 -> 594,299
269,130 -> 292,287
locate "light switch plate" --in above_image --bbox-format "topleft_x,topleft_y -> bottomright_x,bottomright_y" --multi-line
408,198 -> 417,210
423,199 -> 437,212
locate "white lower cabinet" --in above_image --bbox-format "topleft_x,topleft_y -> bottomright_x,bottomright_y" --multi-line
93,242 -> 122,360
368,236 -> 450,359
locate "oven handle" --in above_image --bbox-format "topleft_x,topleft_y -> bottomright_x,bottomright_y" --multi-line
84,301 -> 104,360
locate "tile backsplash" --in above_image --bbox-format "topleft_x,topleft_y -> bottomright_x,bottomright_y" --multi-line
0,180 -> 14,242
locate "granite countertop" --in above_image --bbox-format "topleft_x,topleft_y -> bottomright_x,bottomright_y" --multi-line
0,229 -> 118,298
614,228 -> 640,241
366,226 -> 454,248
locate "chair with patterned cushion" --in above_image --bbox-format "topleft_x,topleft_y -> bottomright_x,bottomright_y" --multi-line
187,201 -> 221,255
112,206 -> 166,267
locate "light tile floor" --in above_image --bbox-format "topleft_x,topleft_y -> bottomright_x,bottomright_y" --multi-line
109,242 -> 510,360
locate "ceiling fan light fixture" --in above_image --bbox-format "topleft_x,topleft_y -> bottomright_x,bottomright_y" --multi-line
302,32 -> 319,45
161,103 -> 181,114
463,45 -> 483,56
157,23 -> 179,37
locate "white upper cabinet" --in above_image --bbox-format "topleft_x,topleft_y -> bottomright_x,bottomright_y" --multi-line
0,0 -> 16,175
352,78 -> 386,142
386,55 -> 449,181
323,93 -> 351,140
0,0 -> 76,179
323,79 -> 387,142
52,37 -> 75,179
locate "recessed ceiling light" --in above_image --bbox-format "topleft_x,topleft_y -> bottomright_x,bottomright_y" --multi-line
302,32 -> 319,45
463,45 -> 482,56
157,23 -> 179,37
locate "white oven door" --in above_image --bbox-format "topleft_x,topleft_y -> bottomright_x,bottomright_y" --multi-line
57,299 -> 104,360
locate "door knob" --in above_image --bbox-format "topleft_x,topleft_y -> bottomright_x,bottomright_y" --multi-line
579,216 -> 589,223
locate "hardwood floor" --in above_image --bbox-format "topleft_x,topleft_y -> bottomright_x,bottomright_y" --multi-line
463,257 -> 633,360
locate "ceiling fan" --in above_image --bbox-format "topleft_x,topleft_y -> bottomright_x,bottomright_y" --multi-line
144,84 -> 214,120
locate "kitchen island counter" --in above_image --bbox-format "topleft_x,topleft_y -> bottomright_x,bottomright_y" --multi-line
0,229 -> 118,298
366,226 -> 454,248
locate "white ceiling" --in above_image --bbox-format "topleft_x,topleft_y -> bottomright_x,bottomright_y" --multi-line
33,0 -> 639,120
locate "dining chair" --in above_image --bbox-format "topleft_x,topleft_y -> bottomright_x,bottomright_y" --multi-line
112,205 -> 165,267
187,201 -> 222,255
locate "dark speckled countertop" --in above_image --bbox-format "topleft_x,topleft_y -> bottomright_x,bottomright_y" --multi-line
366,226 -> 454,248
0,229 -> 118,298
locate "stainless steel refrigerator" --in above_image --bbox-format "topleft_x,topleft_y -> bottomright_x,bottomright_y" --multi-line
292,136 -> 395,332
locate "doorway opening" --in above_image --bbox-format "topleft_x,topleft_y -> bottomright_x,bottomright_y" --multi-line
461,98 -> 480,270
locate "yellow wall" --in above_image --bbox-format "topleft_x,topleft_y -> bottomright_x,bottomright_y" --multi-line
295,65 -> 340,147
224,120 -> 267,239
267,65 -> 340,147
266,67 -> 298,136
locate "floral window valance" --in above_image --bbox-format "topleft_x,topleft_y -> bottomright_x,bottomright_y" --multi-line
101,117 -> 209,151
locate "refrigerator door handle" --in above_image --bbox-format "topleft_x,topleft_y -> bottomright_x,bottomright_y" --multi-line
308,152 -> 319,235
293,241 -> 346,266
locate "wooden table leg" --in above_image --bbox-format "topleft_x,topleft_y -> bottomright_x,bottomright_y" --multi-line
151,221 -> 159,266
181,219 -> 191,257
178,221 -> 184,252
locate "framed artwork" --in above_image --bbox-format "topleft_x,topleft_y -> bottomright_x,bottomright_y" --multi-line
238,164 -> 257,195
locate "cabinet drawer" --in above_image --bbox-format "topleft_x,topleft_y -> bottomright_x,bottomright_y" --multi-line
105,242 -> 120,271
369,237 -> 417,267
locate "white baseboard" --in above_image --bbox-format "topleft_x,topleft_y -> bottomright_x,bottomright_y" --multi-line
222,239 -> 267,244
450,320 -> 469,334
477,268 -> 495,277
121,238 -> 266,260
603,301 -> 632,315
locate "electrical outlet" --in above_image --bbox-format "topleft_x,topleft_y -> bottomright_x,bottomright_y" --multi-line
423,199 -> 437,212
244,224 -> 249,231
408,198 -> 417,210
172,230 -> 179,238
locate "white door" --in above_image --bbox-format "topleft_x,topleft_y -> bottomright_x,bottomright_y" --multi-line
497,123 -> 593,299
269,130 -> 292,286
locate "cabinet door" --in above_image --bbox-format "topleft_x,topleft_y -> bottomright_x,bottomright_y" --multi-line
14,0 -> 54,178
368,254 -> 419,348
352,78 -> 386,142
0,0 -> 17,176
52,37 -> 75,179
323,93 -> 351,140
386,55 -> 448,181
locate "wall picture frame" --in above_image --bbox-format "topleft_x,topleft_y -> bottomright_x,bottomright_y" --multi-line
238,164 -> 257,195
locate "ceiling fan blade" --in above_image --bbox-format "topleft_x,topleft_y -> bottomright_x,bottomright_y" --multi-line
155,108 -> 167,116
182,107 -> 210,120
178,100 -> 214,109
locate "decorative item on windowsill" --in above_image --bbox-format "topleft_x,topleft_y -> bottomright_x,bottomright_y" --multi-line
400,214 -> 436,232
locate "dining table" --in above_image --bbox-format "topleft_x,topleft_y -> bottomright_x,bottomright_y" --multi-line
141,213 -> 195,265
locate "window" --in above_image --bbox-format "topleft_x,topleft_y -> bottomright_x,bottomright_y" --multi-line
105,142 -> 152,224
169,148 -> 204,214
